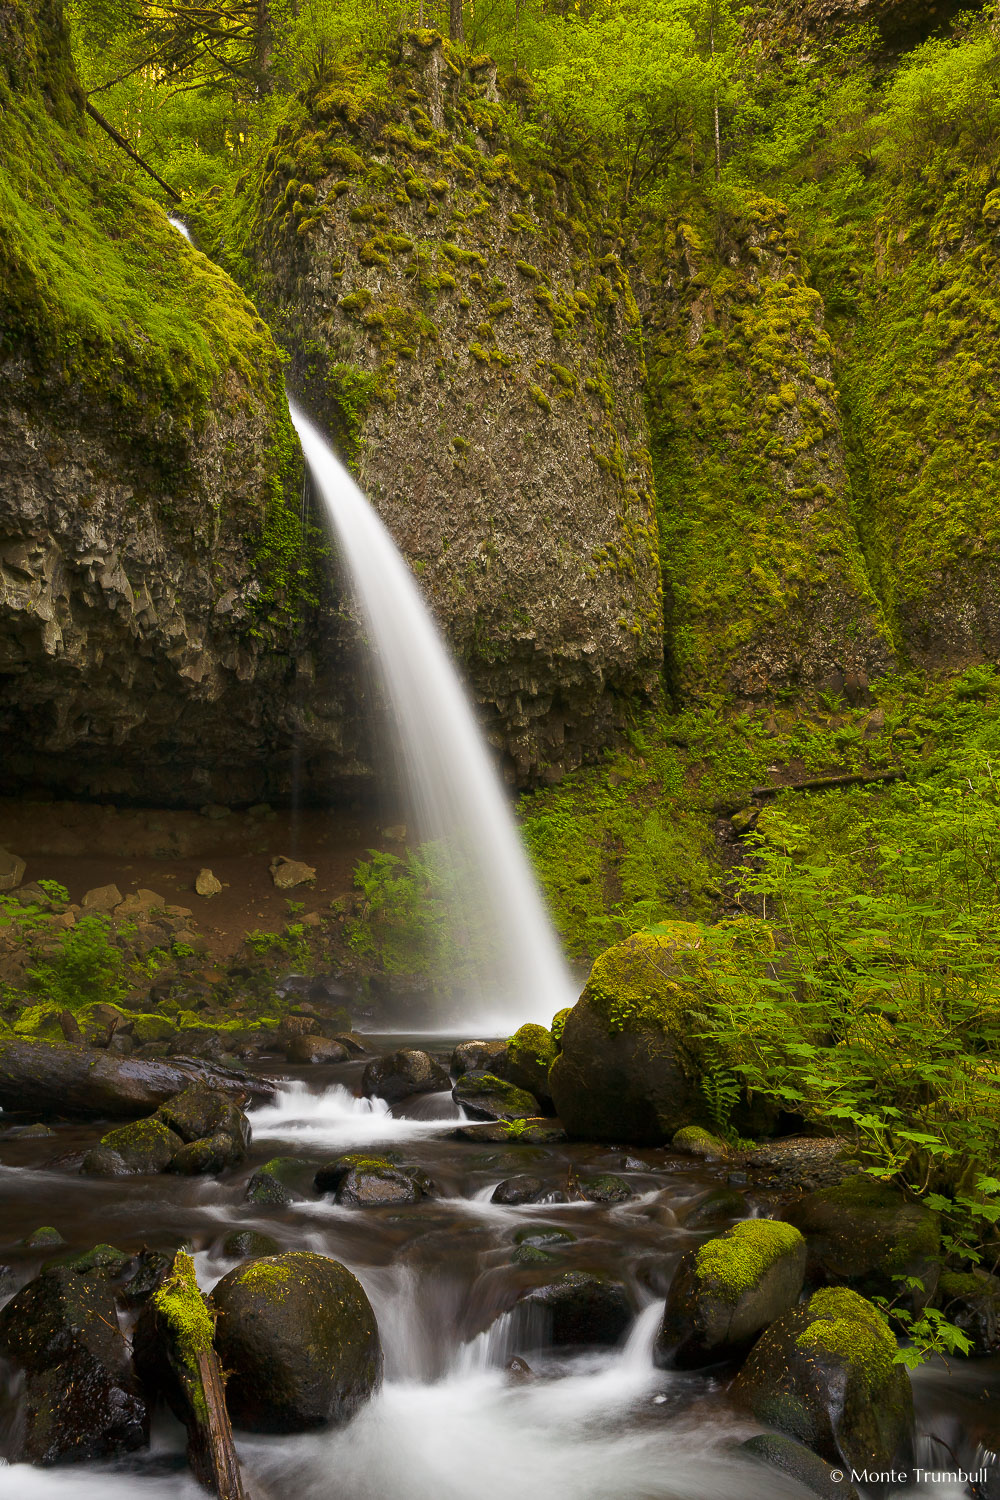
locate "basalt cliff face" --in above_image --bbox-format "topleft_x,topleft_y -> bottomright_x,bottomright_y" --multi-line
0,0 -> 368,806
206,35 -> 663,784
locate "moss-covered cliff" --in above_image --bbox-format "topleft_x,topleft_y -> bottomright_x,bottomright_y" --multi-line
202,32 -> 663,784
0,0 -> 366,805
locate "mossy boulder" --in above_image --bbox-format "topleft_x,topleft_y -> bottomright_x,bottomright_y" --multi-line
285,1034 -> 350,1064
83,1116 -> 183,1176
656,1219 -> 807,1369
518,1271 -> 632,1347
155,1086 -> 251,1153
734,1287 -> 914,1477
784,1175 -> 941,1305
577,1174 -> 633,1204
0,1264 -> 148,1464
672,1124 -> 729,1159
361,1048 -> 449,1103
169,1131 -> 246,1175
501,1023 -> 556,1107
222,1230 -> 282,1260
314,1153 -> 432,1207
12,1003 -> 64,1040
245,1156 -> 312,1207
211,1251 -> 383,1432
682,1186 -> 747,1230
548,924 -> 720,1143
452,1071 -> 540,1122
491,1175 -> 562,1205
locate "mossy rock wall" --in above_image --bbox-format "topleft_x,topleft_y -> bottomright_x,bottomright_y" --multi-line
0,0 -> 366,806
213,33 -> 663,785
643,191 -> 894,703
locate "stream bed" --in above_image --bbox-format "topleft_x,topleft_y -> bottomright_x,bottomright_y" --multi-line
0,1040 -> 995,1500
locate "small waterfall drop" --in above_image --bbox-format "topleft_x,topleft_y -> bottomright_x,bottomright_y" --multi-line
290,401 -> 575,1032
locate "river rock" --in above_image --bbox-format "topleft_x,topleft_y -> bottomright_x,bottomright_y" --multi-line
156,1085 -> 251,1151
682,1186 -> 748,1230
362,1048 -> 449,1103
212,1251 -> 383,1431
453,1119 -> 568,1144
672,1124 -> 729,1159
491,1175 -> 555,1205
170,1130 -> 246,1175
222,1230 -> 282,1260
453,1071 -> 540,1122
656,1219 -> 807,1369
82,1116 -> 183,1176
0,847 -> 26,890
733,1287 -> 914,1476
451,1039 -> 507,1077
269,855 -> 316,889
501,1024 -> 556,1107
0,1038 -> 275,1118
549,925 -> 727,1143
519,1271 -> 632,1347
740,1433 -> 861,1500
0,1264 -> 148,1464
577,1173 -> 633,1204
194,867 -> 222,897
81,883 -> 124,912
285,1034 -> 350,1064
784,1174 -> 941,1304
315,1154 -> 432,1206
245,1156 -> 311,1206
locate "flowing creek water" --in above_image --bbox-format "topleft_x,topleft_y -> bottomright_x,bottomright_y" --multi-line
0,1048 -> 995,1499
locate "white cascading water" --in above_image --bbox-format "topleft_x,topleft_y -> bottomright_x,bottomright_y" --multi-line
290,401 -> 576,1033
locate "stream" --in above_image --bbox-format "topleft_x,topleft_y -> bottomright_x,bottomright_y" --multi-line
1,1043 -> 996,1499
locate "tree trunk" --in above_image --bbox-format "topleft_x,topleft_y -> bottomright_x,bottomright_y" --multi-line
449,0 -> 464,42
0,1038 -> 275,1118
254,0 -> 272,94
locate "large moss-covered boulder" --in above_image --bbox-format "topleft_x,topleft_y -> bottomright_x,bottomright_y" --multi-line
501,1023 -> 556,1107
82,1116 -> 183,1176
656,1219 -> 806,1368
784,1175 -> 941,1305
203,32 -> 662,784
315,1154 -> 432,1207
211,1252 -> 382,1432
549,923 -> 740,1143
734,1287 -> 914,1476
0,1263 -> 148,1464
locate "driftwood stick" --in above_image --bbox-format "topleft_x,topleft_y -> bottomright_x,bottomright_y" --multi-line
751,769 -> 905,800
84,100 -> 182,202
191,1344 -> 247,1500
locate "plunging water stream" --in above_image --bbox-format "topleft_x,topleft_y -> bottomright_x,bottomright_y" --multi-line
290,402 -> 575,1033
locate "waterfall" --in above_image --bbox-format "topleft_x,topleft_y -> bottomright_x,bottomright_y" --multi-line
290,401 -> 575,1032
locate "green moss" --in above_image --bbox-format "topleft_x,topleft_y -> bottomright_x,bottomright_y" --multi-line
152,1250 -> 215,1371
694,1220 -> 804,1304
12,1003 -> 63,1038
582,924 -> 706,1034
551,1007 -> 572,1046
507,1023 -> 556,1074
672,1124 -> 728,1157
795,1287 -> 897,1389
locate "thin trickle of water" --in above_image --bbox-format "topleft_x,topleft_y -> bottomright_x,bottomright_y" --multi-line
290,400 -> 576,1032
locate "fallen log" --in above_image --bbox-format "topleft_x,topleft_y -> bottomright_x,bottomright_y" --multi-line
135,1251 -> 247,1500
0,1038 -> 275,1119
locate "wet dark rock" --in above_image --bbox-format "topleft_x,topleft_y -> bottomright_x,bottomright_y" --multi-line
212,1251 -> 383,1432
511,1245 -> 558,1265
155,1086 -> 252,1151
222,1230 -> 282,1260
937,1269 -> 1000,1355
245,1156 -> 311,1207
577,1173 -> 633,1204
0,1264 -> 148,1464
656,1220 -> 807,1369
4,1121 -> 56,1138
506,1355 -> 535,1383
513,1226 -> 577,1248
83,1116 -> 183,1176
361,1048 -> 449,1104
329,1031 -> 370,1057
682,1186 -> 747,1230
740,1432 -> 861,1500
491,1175 -> 553,1205
519,1271 -> 632,1347
119,1249 -> 173,1306
59,1244 -> 132,1278
315,1154 -> 432,1207
170,1130 -> 246,1175
285,1034 -> 350,1065
500,1024 -> 556,1108
734,1287 -> 914,1477
0,1038 -> 274,1119
453,1072 -> 540,1122
451,1039 -> 507,1077
784,1174 -> 940,1305
78,1146 -> 131,1178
